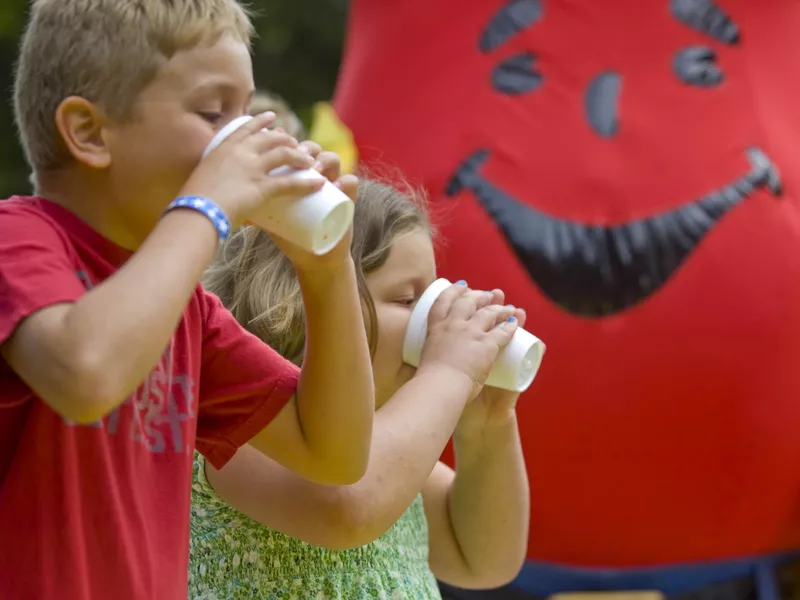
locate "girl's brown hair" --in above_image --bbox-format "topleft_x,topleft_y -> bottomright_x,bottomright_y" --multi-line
203,178 -> 432,365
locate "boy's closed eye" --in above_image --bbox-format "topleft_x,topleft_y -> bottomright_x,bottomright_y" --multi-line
198,112 -> 224,124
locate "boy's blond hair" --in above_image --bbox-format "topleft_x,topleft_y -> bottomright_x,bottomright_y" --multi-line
249,91 -> 307,141
14,0 -> 254,173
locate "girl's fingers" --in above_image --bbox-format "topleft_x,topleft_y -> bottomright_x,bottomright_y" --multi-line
488,288 -> 505,306
448,289 -> 493,320
428,282 -> 470,325
471,304 -> 515,331
513,307 -> 527,328
486,316 -> 519,347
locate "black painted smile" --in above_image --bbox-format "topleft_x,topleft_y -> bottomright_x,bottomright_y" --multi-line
446,148 -> 781,317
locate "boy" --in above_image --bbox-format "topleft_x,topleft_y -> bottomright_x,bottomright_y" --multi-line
0,1 -> 374,598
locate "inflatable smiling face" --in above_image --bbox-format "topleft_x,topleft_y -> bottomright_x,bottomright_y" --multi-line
443,0 -> 786,318
334,0 -> 800,565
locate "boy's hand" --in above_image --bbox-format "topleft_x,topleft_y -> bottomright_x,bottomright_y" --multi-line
269,140 -> 359,273
180,112 -> 325,229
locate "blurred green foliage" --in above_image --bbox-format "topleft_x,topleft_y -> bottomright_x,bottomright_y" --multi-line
0,0 -> 347,197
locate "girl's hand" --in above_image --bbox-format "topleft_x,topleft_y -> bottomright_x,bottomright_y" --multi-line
417,283 -> 519,402
456,308 -> 526,436
267,139 -> 358,273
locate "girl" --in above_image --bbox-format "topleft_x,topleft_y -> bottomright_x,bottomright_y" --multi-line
190,174 -> 530,599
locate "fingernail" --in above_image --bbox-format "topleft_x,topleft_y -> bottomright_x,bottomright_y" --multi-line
507,316 -> 517,323
506,304 -> 515,309
456,280 -> 467,286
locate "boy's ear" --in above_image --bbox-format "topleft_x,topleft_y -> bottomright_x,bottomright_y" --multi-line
54,96 -> 112,169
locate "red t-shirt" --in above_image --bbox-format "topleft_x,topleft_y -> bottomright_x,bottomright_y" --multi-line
0,197 -> 300,599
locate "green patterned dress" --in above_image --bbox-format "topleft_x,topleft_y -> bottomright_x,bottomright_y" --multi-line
189,453 -> 443,599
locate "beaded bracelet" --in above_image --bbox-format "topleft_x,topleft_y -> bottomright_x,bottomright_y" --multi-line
165,195 -> 231,243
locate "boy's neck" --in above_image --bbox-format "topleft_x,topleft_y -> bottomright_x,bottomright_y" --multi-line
36,168 -> 148,251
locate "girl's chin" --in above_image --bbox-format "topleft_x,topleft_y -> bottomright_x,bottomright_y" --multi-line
375,365 -> 417,408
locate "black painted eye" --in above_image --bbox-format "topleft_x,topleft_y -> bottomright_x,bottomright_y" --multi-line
479,0 -> 543,53
673,46 -> 724,87
492,52 -> 543,95
585,72 -> 622,138
670,0 -> 740,44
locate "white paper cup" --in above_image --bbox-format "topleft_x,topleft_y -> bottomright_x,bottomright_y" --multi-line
402,279 -> 546,393
202,115 -> 354,255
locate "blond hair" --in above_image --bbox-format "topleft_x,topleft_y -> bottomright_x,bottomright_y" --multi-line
203,178 -> 432,365
14,0 -> 254,172
249,91 -> 307,140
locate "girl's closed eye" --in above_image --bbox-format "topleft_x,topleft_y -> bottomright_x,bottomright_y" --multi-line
394,296 -> 416,307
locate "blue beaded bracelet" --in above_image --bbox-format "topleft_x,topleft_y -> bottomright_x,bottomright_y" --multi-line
166,196 -> 231,242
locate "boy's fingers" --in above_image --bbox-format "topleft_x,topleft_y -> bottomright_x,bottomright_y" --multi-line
336,175 -> 359,201
262,176 -> 325,199
298,141 -> 323,157
315,151 -> 342,180
260,147 -> 316,173
229,112 -> 276,143
252,130 -> 301,154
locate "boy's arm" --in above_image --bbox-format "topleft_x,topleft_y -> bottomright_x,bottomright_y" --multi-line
203,366 -> 472,549
423,408 -> 529,589
247,256 -> 374,485
1,208 -> 220,423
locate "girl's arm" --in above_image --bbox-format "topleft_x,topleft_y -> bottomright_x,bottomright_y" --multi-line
206,366 -> 473,549
423,393 -> 529,590
205,287 -> 518,549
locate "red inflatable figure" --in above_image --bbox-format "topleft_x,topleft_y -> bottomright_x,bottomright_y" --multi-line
333,0 -> 800,598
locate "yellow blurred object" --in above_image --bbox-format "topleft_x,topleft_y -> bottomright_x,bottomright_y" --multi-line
308,102 -> 358,174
